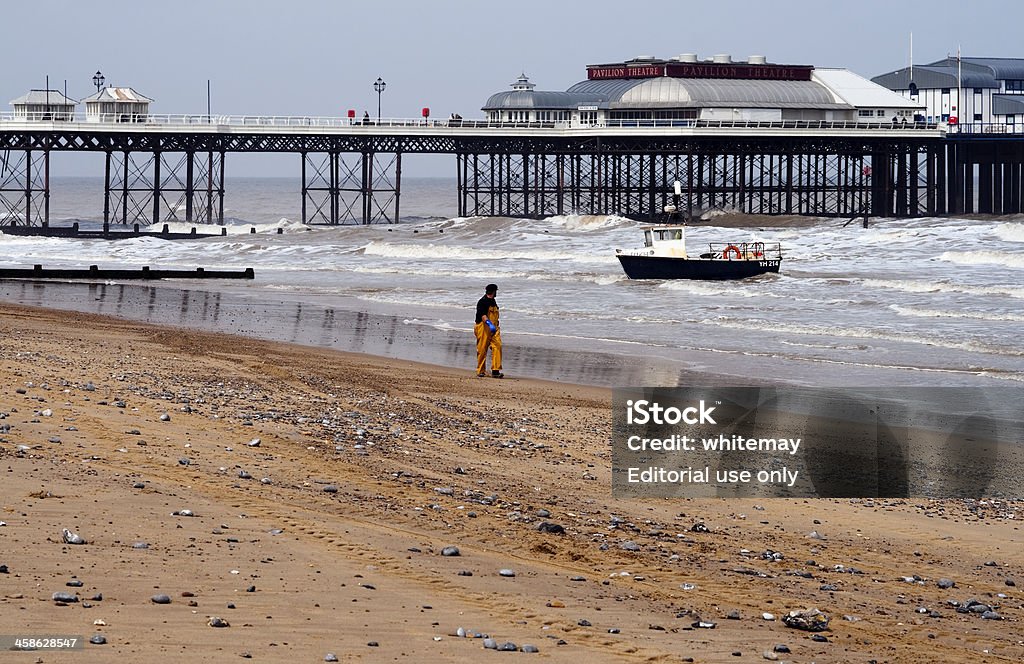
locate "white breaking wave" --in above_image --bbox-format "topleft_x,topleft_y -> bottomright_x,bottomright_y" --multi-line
994,222 -> 1024,243
889,304 -> 1024,322
862,278 -> 1024,299
659,281 -> 764,297
939,250 -> 1024,269
360,240 -> 614,263
544,214 -> 634,231
702,316 -> 1024,357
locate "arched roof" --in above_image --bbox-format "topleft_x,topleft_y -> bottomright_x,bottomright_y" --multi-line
483,90 -> 605,110
566,77 -> 848,109
483,76 -> 853,111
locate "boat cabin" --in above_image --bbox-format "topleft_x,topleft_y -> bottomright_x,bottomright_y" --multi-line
641,225 -> 689,257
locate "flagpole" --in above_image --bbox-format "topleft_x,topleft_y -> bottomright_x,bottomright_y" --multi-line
909,32 -> 913,85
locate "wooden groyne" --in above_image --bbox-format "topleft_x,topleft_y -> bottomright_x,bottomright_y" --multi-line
0,223 -> 228,240
0,265 -> 254,280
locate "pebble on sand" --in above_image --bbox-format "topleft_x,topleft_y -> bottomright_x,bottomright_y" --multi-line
62,527 -> 86,545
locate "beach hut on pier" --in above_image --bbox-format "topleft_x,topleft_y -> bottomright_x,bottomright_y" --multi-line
9,90 -> 77,121
81,86 -> 154,122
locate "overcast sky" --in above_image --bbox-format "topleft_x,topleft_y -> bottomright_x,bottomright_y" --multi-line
3,0 -> 1019,176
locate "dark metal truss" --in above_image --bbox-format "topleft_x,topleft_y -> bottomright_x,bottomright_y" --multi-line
1,128 -> 1022,223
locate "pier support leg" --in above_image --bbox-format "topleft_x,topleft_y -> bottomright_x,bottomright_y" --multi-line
0,149 -> 49,227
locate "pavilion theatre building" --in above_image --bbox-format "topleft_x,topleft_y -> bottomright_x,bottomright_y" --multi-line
482,54 -> 921,126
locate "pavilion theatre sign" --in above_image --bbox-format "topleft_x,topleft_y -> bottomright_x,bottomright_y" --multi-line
587,62 -> 812,82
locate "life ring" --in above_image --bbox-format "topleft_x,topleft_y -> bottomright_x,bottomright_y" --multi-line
723,245 -> 742,260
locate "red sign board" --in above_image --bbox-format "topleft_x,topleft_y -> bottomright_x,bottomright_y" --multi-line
587,62 -> 812,82
588,65 -> 665,80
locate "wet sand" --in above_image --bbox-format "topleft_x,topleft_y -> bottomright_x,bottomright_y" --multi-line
0,303 -> 1021,662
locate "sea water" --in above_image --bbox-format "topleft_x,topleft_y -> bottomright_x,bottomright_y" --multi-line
0,176 -> 1022,388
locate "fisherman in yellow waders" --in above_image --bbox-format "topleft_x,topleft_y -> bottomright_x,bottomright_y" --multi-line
474,283 -> 503,378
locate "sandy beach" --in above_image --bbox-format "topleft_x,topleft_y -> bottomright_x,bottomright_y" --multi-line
1,302 -> 1021,663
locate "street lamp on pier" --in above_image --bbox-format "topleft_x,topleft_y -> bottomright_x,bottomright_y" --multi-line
373,77 -> 386,124
92,71 -> 105,92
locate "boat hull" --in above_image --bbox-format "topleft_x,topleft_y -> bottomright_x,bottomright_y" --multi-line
616,255 -> 781,280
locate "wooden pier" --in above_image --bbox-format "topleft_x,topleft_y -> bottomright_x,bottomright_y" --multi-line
2,114 -> 1023,225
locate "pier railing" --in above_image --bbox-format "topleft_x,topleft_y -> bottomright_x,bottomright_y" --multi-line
0,112 -> 949,133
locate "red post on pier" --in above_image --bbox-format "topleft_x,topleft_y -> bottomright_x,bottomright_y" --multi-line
422,107 -> 430,126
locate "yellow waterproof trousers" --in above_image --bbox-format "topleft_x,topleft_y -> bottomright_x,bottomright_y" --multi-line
474,322 -> 502,375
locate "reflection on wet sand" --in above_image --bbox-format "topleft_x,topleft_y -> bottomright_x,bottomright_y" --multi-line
0,281 -> 686,387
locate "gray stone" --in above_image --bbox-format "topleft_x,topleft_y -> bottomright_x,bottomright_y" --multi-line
782,608 -> 830,632
937,578 -> 955,589
323,485 -> 339,493
497,642 -> 517,651
52,591 -> 78,603
62,528 -> 86,545
522,644 -> 539,653
441,546 -> 460,557
208,617 -> 230,627
498,568 -> 516,577
151,594 -> 171,604
483,638 -> 497,649
89,634 -> 107,645
324,654 -> 338,662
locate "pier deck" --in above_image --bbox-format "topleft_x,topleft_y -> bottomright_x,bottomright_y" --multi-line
2,113 -> 1021,224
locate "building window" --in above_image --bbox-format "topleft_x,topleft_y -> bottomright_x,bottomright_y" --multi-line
858,109 -> 874,118
974,88 -> 983,95
974,113 -> 983,121
941,88 -> 950,95
876,109 -> 886,117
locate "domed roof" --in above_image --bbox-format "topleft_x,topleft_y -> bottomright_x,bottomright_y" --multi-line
567,77 -> 848,109
483,89 -> 606,110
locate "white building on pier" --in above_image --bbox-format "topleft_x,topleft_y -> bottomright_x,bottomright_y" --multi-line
872,57 -> 1024,130
483,54 -> 922,126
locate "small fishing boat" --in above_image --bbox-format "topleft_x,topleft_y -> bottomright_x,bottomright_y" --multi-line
615,216 -> 782,280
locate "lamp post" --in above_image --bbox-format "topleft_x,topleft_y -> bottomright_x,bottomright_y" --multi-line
92,71 -> 104,92
373,77 -> 386,124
